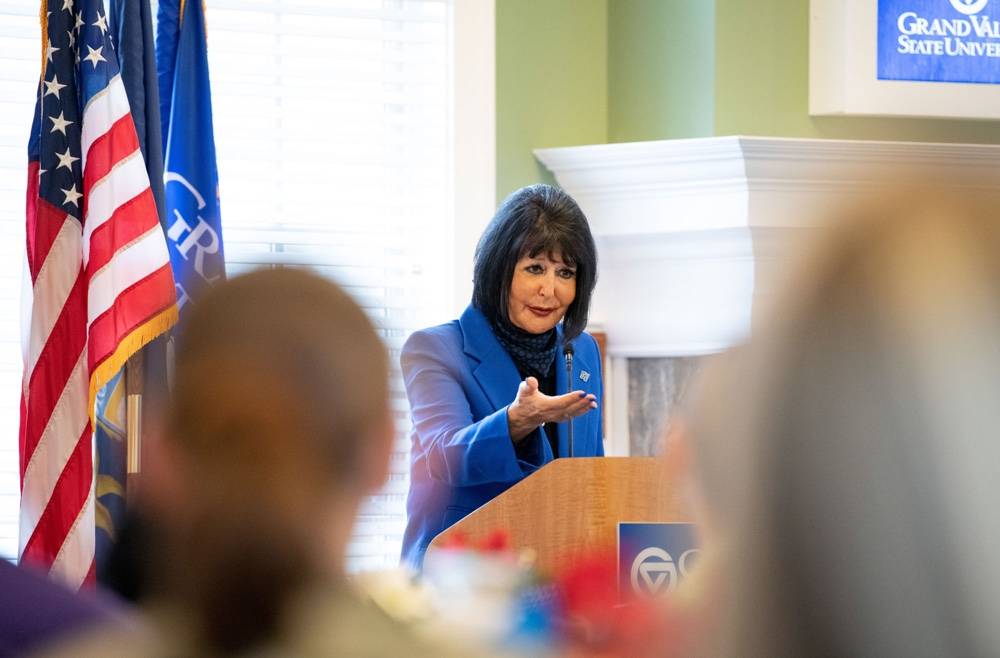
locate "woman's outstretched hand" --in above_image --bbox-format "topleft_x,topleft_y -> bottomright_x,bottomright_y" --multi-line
507,376 -> 598,443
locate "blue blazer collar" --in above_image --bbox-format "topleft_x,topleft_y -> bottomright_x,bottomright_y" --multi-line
460,306 -> 520,411
459,305 -> 567,365
459,305 -> 594,416
459,306 -> 598,459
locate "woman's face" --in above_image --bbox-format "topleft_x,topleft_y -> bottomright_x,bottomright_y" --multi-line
507,250 -> 577,334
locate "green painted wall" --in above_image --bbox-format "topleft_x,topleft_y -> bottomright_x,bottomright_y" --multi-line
495,0 -> 608,200
712,0 -> 1000,144
608,0 -> 714,143
495,0 -> 1000,200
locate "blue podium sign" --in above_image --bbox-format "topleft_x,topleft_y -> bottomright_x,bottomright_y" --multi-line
618,523 -> 699,598
878,0 -> 1000,84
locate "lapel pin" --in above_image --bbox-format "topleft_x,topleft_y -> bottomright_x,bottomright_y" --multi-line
580,371 -> 590,382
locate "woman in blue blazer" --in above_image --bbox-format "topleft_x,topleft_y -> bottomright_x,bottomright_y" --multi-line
401,185 -> 603,568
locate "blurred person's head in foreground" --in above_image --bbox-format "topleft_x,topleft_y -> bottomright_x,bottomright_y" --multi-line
685,186 -> 1000,657
145,268 -> 392,654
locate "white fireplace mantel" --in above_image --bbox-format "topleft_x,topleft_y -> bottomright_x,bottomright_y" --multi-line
536,135 -> 1000,358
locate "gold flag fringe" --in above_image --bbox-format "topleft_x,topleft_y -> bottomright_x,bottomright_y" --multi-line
88,304 -> 179,430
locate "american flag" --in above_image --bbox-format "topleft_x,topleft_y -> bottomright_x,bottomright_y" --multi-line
20,0 -> 177,588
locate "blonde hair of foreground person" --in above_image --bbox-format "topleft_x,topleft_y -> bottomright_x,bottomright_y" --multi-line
685,188 -> 1000,658
152,268 -> 394,652
37,269 -> 472,658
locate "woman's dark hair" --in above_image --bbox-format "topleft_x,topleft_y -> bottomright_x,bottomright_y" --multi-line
472,184 -> 598,340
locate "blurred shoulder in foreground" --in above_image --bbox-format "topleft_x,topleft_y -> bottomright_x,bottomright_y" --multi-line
685,184 -> 1000,657
0,559 -> 127,657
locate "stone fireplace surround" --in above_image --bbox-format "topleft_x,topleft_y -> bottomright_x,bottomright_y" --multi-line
536,136 -> 1000,456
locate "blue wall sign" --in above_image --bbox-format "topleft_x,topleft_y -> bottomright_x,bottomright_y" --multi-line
617,523 -> 699,598
878,0 -> 1000,84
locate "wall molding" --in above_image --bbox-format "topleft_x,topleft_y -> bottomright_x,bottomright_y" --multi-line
451,0 -> 496,317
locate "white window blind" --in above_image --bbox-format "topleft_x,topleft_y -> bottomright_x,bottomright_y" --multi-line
0,0 -> 453,569
204,0 -> 453,571
0,1 -> 39,562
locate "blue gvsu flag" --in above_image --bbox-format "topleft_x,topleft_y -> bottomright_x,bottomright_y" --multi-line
157,0 -> 226,314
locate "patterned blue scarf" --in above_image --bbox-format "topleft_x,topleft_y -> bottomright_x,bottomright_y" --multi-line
492,319 -> 558,377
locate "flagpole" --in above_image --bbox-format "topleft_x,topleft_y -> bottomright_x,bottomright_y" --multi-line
125,356 -> 144,500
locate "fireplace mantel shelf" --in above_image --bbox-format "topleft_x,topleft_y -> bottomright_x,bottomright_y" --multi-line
535,136 -> 1000,357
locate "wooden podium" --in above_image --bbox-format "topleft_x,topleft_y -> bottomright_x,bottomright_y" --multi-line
426,457 -> 692,575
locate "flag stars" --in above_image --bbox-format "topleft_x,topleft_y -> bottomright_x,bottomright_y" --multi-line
49,111 -> 72,135
61,0 -> 73,12
43,74 -> 66,99
67,29 -> 76,49
93,12 -> 108,35
83,45 -> 105,69
55,147 -> 79,172
74,11 -> 85,33
61,184 -> 82,208
45,39 -> 59,62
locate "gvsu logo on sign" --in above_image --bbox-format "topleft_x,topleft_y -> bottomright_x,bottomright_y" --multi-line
619,523 -> 699,598
629,546 -> 699,596
950,0 -> 989,14
877,0 -> 1000,84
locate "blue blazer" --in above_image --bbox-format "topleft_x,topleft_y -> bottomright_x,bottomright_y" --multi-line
400,305 -> 604,567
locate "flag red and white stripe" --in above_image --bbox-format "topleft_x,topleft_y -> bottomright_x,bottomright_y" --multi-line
19,0 -> 177,588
